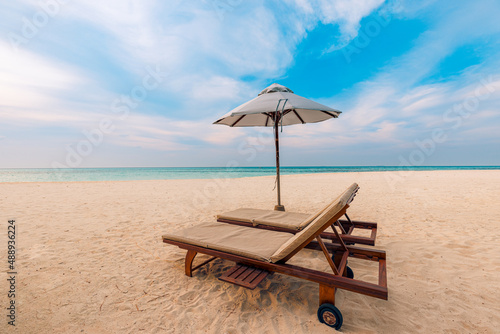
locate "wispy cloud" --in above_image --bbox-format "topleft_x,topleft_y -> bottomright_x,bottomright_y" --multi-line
287,0 -> 386,50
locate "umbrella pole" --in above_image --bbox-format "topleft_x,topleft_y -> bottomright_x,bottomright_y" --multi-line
274,114 -> 285,211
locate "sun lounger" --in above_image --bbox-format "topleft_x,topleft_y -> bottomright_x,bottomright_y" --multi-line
162,187 -> 388,330
216,183 -> 378,246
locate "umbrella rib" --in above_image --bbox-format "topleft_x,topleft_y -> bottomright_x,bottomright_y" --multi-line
293,110 -> 305,124
231,115 -> 246,127
320,110 -> 339,118
263,112 -> 274,127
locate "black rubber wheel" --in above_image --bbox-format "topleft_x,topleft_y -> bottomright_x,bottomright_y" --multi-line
318,303 -> 343,330
346,266 -> 354,279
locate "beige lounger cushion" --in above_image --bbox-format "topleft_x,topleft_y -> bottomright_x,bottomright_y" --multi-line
269,186 -> 355,263
216,183 -> 359,231
217,208 -> 310,231
298,182 -> 359,228
162,222 -> 294,262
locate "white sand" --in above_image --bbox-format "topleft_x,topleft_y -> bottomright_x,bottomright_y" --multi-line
1,170 -> 499,333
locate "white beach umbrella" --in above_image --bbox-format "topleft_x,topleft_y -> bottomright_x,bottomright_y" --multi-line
214,83 -> 341,210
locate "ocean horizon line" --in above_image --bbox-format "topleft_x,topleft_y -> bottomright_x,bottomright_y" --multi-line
1,165 -> 499,170
1,166 -> 499,183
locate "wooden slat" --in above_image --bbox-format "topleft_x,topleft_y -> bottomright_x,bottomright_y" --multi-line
222,263 -> 242,277
250,271 -> 269,288
245,267 -> 267,284
233,264 -> 248,277
219,264 -> 245,284
239,266 -> 257,281
219,264 -> 269,289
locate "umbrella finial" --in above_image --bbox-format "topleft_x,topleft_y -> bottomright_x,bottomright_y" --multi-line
258,83 -> 294,96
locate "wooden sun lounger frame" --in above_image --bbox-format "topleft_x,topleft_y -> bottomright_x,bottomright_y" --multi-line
217,186 -> 378,246
163,204 -> 388,329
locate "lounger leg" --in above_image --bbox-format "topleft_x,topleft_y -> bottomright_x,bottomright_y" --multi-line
185,250 -> 197,277
318,284 -> 343,329
319,284 -> 336,306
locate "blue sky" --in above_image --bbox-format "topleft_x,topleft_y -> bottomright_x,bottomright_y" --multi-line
1,0 -> 499,168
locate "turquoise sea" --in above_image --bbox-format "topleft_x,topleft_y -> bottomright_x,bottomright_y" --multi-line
0,166 -> 499,183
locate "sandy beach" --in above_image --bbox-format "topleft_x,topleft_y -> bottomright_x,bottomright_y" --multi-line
1,170 -> 499,333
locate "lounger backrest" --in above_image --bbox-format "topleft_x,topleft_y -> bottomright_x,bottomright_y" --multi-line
298,183 -> 359,229
269,184 -> 357,263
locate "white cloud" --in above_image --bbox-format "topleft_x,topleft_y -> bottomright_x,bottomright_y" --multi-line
86,112 -> 247,152
0,41 -> 86,103
0,40 -> 106,129
287,0 -> 386,50
171,75 -> 252,103
400,88 -> 447,117
315,0 -> 385,39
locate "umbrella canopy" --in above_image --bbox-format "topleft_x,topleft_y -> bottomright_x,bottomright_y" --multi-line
214,83 -> 341,127
213,83 -> 341,211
